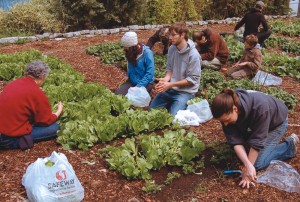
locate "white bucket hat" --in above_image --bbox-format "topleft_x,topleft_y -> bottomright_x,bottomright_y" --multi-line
120,32 -> 138,48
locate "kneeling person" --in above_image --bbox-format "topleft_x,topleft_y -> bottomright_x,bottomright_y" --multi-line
149,23 -> 201,115
229,34 -> 262,79
0,61 -> 63,150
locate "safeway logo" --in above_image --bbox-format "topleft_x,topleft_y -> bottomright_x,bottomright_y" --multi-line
56,170 -> 67,181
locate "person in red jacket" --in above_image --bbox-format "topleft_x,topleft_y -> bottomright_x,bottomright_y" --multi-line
0,61 -> 63,150
192,29 -> 229,71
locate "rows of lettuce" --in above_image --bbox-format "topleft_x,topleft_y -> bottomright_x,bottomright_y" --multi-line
0,50 -> 208,182
0,50 -> 176,151
0,47 -> 297,181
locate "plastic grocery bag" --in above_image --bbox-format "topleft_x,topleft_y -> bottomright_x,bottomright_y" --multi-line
257,160 -> 300,193
126,86 -> 151,107
173,110 -> 201,126
252,70 -> 282,86
187,99 -> 213,123
22,151 -> 84,202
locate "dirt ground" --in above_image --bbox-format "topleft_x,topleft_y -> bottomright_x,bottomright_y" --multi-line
0,23 -> 299,202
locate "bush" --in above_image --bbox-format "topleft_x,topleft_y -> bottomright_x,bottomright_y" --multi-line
0,0 -> 63,35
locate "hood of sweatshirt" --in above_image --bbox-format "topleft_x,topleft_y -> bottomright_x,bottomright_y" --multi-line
177,39 -> 196,55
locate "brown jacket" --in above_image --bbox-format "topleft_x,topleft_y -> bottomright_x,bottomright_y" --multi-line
198,29 -> 229,64
239,47 -> 262,72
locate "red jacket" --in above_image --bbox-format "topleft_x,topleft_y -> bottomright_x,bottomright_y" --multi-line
0,76 -> 57,137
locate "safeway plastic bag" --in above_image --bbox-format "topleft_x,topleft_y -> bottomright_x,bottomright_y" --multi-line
187,99 -> 213,123
22,151 -> 84,202
125,86 -> 151,107
252,70 -> 282,86
257,160 -> 300,193
173,110 -> 201,126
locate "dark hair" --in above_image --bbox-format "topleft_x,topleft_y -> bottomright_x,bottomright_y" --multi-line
192,29 -> 212,42
169,22 -> 188,41
245,34 -> 258,48
211,89 -> 241,118
125,43 -> 142,66
192,31 -> 204,41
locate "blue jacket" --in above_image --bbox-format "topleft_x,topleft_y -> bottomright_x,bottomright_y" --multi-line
126,45 -> 155,87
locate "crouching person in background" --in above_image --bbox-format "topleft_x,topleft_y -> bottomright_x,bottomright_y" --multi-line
228,35 -> 262,79
115,31 -> 155,95
211,89 -> 299,189
0,61 -> 63,150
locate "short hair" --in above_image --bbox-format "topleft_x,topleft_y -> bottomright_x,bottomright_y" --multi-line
255,1 -> 265,11
245,34 -> 258,48
211,89 -> 241,118
24,61 -> 50,79
192,31 -> 204,41
169,22 -> 189,41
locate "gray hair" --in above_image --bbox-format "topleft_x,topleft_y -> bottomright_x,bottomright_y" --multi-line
24,61 -> 50,79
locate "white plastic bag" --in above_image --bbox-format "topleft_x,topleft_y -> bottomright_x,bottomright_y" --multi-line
257,160 -> 300,193
187,99 -> 213,123
125,86 -> 151,107
173,110 -> 201,126
22,151 -> 84,202
252,70 -> 282,86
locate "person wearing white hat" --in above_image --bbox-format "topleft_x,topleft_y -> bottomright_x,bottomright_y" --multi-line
115,31 -> 155,95
234,1 -> 271,48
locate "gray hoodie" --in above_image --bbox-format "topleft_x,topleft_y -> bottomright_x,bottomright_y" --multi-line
166,39 -> 201,94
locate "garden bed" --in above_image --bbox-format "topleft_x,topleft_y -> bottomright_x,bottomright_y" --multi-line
0,23 -> 299,201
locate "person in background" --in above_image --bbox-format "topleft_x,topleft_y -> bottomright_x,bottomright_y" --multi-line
0,61 -> 63,150
115,31 -> 155,95
149,22 -> 201,115
228,34 -> 262,79
146,26 -> 170,55
234,1 -> 271,48
192,29 -> 229,71
211,89 -> 299,189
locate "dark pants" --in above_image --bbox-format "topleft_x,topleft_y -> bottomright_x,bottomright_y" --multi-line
244,30 -> 271,47
115,80 -> 154,95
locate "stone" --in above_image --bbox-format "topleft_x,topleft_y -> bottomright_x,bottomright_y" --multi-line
109,28 -> 120,34
127,25 -> 139,30
0,37 -> 18,44
144,24 -> 152,30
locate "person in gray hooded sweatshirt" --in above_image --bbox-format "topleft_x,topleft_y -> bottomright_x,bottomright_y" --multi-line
149,22 -> 201,115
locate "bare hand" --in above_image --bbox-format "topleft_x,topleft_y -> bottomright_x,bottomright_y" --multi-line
153,80 -> 172,94
54,101 -> 63,117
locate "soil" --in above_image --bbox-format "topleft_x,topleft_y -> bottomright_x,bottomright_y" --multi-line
0,23 -> 299,202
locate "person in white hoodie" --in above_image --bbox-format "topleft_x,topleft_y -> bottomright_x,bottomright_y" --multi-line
149,22 -> 201,115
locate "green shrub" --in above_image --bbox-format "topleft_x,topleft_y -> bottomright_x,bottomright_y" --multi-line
0,0 -> 63,35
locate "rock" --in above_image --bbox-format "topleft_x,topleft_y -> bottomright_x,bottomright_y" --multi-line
80,30 -> 90,35
120,27 -> 129,32
144,24 -> 152,30
94,30 -> 103,35
109,28 -> 120,34
128,25 -> 139,30
63,32 -> 75,38
101,29 -> 110,35
0,37 -> 19,44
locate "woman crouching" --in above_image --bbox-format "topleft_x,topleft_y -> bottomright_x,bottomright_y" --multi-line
0,61 -> 63,150
211,88 -> 298,188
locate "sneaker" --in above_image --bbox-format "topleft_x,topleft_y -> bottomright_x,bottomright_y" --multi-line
290,133 -> 299,154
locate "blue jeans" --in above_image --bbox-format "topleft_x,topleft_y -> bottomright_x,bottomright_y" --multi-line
0,122 -> 60,149
149,89 -> 194,115
254,118 -> 295,170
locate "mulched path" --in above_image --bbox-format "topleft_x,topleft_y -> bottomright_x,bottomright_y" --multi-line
0,23 -> 299,202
